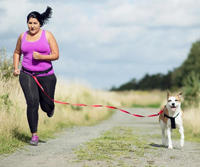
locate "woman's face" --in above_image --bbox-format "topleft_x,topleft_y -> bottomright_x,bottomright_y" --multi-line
27,17 -> 40,35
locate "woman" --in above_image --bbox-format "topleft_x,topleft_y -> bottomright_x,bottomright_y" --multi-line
13,6 -> 59,146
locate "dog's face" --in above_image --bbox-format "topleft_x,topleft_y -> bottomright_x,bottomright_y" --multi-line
166,92 -> 182,112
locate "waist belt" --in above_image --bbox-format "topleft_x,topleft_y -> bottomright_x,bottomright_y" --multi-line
22,66 -> 53,76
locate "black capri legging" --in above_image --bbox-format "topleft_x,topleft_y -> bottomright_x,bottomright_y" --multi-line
19,71 -> 57,133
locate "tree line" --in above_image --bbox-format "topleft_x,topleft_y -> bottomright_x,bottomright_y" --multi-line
111,40 -> 200,91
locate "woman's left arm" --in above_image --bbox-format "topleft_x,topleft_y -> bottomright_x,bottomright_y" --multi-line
33,31 -> 59,61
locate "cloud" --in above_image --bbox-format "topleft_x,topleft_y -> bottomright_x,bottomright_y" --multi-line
1,0 -> 200,89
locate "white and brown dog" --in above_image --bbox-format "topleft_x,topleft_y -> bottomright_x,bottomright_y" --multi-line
159,92 -> 184,149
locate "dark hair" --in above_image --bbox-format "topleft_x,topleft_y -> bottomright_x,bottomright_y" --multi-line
27,6 -> 52,27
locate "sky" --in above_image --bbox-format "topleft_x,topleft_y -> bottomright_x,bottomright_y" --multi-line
1,0 -> 200,90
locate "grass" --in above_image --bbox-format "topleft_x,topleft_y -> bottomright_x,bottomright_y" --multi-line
114,90 -> 165,109
178,107 -> 200,143
168,123 -> 200,143
131,103 -> 161,108
178,126 -> 200,143
75,127 -> 150,162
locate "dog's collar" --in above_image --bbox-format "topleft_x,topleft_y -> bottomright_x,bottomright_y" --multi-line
164,112 -> 180,129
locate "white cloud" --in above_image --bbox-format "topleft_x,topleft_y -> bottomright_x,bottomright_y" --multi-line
1,0 -> 200,89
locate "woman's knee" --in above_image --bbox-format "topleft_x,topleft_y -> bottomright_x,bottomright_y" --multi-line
40,102 -> 54,113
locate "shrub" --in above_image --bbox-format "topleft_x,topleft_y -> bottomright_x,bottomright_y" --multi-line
0,48 -> 14,80
182,71 -> 200,108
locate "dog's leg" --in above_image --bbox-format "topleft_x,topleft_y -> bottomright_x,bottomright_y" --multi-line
179,126 -> 184,147
162,129 -> 167,146
160,121 -> 167,146
167,127 -> 173,149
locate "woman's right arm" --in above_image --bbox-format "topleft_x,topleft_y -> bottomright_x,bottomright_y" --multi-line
13,34 -> 23,76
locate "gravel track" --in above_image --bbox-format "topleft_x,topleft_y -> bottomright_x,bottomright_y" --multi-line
0,108 -> 200,167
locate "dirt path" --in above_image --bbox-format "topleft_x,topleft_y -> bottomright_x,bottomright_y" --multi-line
1,108 -> 200,167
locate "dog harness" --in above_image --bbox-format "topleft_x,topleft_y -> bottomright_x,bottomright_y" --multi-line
164,112 -> 179,129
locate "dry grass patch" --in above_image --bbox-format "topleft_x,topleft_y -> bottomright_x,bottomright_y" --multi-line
113,90 -> 165,108
182,108 -> 200,142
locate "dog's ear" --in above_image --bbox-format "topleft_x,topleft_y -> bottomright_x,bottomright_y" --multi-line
177,92 -> 182,99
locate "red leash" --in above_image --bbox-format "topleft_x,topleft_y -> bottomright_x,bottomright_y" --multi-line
32,76 -> 164,117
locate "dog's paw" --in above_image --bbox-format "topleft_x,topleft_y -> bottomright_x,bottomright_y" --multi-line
168,145 -> 173,149
180,141 -> 184,147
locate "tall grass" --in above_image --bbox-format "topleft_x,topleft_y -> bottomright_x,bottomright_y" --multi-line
182,108 -> 200,142
114,90 -> 165,108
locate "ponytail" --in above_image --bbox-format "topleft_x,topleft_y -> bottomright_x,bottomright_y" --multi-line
27,6 -> 53,27
40,6 -> 52,26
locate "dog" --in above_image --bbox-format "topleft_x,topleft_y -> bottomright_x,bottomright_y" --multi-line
159,91 -> 184,149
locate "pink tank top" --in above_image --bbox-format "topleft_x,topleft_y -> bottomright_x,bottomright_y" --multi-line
21,30 -> 54,76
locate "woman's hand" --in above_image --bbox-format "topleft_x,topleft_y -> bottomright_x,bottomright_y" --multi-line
33,51 -> 41,60
13,69 -> 20,76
